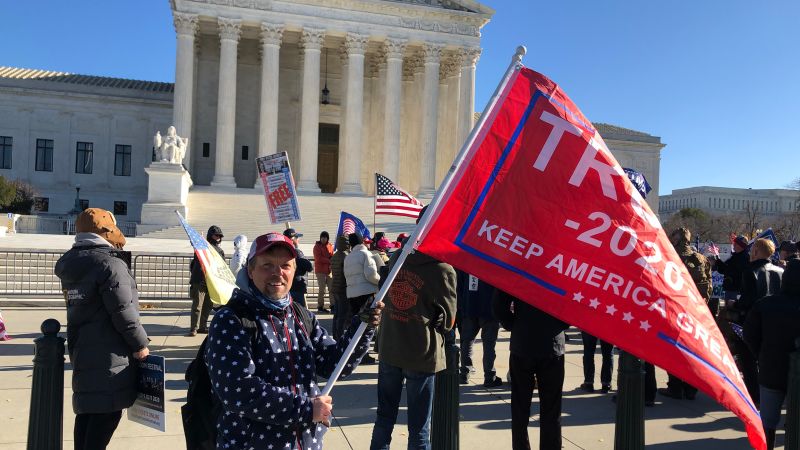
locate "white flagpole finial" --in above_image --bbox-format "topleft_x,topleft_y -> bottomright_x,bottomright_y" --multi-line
513,46 -> 527,64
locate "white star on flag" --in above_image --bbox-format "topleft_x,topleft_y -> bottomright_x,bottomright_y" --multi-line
589,298 -> 600,309
640,320 -> 651,332
605,304 -> 617,315
572,292 -> 584,302
623,312 -> 634,323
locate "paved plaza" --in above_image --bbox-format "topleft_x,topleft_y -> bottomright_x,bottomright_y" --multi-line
0,304 -> 764,449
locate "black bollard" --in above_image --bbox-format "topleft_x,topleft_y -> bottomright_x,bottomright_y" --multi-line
27,319 -> 66,450
431,329 -> 460,450
614,351 -> 645,450
786,337 -> 800,450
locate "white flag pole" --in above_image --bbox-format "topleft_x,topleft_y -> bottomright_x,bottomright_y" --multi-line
321,46 -> 527,397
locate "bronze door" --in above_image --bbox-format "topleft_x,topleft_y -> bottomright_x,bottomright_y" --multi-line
317,124 -> 339,193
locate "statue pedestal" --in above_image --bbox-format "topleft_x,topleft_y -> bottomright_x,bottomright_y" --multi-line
140,162 -> 193,229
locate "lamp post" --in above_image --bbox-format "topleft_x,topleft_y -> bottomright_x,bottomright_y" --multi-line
73,185 -> 81,213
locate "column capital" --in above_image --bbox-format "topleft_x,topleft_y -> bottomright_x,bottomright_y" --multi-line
260,22 -> 284,47
403,51 -> 423,80
173,12 -> 198,36
440,54 -> 461,80
300,28 -> 325,51
218,17 -> 242,42
422,43 -> 444,65
384,38 -> 407,60
460,47 -> 481,67
345,33 -> 369,56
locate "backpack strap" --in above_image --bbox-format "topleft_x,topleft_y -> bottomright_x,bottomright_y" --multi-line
291,300 -> 314,339
223,296 -> 259,342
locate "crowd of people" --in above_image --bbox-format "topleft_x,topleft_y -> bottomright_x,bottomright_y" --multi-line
54,205 -> 800,450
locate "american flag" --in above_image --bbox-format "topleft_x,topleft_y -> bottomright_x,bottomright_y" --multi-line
176,212 -> 236,305
375,173 -> 424,218
707,241 -> 720,257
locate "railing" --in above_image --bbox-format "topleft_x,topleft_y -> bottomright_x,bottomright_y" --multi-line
0,250 -> 324,302
14,214 -> 137,236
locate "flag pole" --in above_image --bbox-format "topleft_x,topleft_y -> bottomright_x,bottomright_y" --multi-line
373,173 -> 377,235
321,46 -> 527,397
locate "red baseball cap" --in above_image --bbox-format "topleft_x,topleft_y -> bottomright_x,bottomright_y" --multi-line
247,232 -> 297,261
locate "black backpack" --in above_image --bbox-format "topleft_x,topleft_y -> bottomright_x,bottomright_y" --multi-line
181,299 -> 314,450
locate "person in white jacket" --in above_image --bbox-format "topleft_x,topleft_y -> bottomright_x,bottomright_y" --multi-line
229,234 -> 248,277
344,232 -> 380,364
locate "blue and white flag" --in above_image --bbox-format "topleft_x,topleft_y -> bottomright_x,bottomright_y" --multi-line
623,168 -> 652,199
335,211 -> 371,250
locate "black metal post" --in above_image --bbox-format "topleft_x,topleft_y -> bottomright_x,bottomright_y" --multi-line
614,351 -> 645,450
27,319 -> 65,450
785,338 -> 800,450
431,329 -> 459,450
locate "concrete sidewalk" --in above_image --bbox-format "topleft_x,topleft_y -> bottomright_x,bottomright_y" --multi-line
0,306 -> 762,449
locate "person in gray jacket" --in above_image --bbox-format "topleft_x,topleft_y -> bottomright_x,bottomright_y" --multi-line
55,208 -> 149,450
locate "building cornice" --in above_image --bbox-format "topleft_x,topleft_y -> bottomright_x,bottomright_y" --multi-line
174,0 -> 490,45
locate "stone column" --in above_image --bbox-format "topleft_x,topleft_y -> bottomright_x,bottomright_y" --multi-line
418,43 -> 443,197
297,28 -> 325,192
211,18 -> 241,187
382,38 -> 406,182
255,22 -> 284,188
338,33 -> 369,193
172,13 -> 198,166
457,48 -> 480,149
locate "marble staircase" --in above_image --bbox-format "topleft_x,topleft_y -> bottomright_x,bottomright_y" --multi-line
139,185 -> 419,242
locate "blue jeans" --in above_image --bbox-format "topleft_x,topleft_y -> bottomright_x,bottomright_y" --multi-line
760,385 -> 786,429
370,361 -> 435,450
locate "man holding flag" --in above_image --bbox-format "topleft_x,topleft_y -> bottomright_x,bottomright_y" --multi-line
205,232 -> 384,450
187,225 -> 225,336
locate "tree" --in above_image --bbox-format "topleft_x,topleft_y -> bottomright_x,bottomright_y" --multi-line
0,176 -> 16,208
0,176 -> 36,215
663,208 -> 713,242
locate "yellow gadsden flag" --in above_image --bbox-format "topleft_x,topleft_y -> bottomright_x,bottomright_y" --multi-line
176,212 -> 236,305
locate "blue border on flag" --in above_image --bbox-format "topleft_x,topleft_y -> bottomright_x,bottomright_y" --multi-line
658,332 -> 759,415
453,90 -> 565,296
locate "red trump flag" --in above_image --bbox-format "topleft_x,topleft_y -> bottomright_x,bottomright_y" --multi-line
415,67 -> 765,449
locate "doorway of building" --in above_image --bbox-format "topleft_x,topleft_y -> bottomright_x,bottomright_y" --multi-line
317,123 -> 339,193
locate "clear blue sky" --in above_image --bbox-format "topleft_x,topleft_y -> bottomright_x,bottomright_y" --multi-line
2,1 -> 798,194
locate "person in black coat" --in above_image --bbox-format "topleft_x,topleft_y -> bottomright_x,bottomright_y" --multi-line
55,208 -> 150,450
284,228 -> 314,307
188,225 -> 224,335
493,290 -> 569,450
456,271 -> 502,387
733,238 -> 784,405
714,235 -> 750,300
744,258 -> 800,449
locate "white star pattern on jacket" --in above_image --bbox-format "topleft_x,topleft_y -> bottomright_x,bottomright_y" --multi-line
205,292 -> 374,449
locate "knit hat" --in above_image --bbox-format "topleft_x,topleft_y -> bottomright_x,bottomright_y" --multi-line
75,208 -> 126,249
733,235 -> 749,250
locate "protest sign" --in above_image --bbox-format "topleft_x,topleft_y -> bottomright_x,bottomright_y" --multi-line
257,152 -> 301,224
128,355 -> 166,432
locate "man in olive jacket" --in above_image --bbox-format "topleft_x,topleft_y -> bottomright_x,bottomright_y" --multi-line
369,249 -> 457,450
55,208 -> 149,450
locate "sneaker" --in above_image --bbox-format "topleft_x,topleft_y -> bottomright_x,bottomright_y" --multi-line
460,373 -> 469,384
578,383 -> 595,393
601,384 -> 612,394
658,388 -> 683,399
483,376 -> 503,388
186,330 -> 197,337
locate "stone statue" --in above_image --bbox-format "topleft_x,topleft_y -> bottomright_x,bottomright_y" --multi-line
153,126 -> 188,164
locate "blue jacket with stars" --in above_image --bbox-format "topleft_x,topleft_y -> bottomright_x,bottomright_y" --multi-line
205,287 -> 374,450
